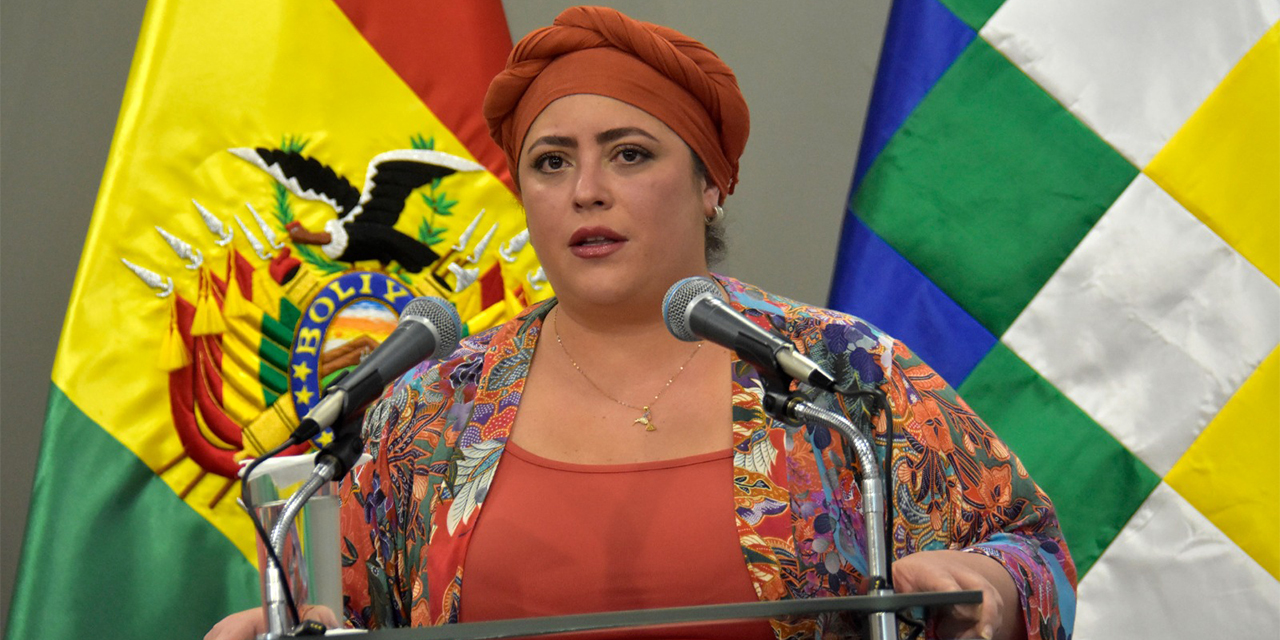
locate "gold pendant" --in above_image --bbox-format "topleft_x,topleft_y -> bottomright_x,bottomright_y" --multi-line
635,406 -> 656,431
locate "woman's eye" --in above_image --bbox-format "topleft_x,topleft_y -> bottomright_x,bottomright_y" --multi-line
616,147 -> 650,164
533,154 -> 566,172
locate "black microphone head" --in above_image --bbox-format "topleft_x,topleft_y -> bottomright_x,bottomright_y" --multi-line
663,276 -> 724,342
400,296 -> 462,358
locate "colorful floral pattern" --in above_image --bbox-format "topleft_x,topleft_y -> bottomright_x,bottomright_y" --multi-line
339,275 -> 1076,639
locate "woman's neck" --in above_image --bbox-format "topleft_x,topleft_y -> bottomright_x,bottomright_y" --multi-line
548,298 -> 702,377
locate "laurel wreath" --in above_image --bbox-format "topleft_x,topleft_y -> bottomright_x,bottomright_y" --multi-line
267,135 -> 347,276
411,134 -> 457,247
276,185 -> 346,276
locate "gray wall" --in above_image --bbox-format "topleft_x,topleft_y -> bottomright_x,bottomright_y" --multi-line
1,0 -> 152,630
0,1 -> 889,630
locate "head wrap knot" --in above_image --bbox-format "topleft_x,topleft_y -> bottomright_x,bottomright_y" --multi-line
483,6 -> 750,202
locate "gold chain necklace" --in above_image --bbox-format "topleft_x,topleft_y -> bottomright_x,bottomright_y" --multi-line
552,308 -> 702,431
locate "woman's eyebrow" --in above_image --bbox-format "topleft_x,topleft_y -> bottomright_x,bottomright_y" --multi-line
525,128 -> 659,155
597,127 -> 659,144
525,135 -> 576,153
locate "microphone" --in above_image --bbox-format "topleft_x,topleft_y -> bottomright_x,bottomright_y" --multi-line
292,296 -> 462,443
663,276 -> 835,391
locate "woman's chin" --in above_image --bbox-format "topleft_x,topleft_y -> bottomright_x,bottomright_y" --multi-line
547,255 -> 706,315
553,274 -> 663,313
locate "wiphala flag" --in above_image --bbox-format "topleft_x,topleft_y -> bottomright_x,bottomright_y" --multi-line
832,0 -> 1279,636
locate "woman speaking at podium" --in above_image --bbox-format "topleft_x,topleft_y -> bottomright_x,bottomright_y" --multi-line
210,6 -> 1075,640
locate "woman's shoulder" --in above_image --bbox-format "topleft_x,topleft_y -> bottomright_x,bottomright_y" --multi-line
715,274 -> 902,391
360,300 -> 552,447
716,274 -> 893,344
392,298 -> 552,391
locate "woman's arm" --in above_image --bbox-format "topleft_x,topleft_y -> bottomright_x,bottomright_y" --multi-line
880,339 -> 1075,640
826,329 -> 1076,640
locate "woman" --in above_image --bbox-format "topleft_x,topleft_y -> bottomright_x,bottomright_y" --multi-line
210,7 -> 1075,640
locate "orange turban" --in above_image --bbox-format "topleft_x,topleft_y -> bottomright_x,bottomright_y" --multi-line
483,6 -> 750,203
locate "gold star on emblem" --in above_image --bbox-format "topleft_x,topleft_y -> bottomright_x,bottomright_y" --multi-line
291,361 -> 313,381
294,387 -> 314,406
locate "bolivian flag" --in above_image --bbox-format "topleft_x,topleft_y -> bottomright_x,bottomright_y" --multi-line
831,0 -> 1279,636
6,2 -> 546,638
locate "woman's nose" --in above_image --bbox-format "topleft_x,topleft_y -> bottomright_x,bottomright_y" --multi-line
571,161 -> 611,211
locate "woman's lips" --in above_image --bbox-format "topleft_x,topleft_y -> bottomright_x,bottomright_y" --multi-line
569,227 -> 626,259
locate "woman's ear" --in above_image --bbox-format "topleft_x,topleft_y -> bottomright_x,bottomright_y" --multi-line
702,183 -> 722,218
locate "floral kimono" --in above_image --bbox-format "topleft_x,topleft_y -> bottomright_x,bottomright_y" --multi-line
339,275 -> 1076,639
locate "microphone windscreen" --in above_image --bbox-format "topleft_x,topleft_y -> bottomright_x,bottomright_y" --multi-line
662,276 -> 723,342
400,296 -> 462,357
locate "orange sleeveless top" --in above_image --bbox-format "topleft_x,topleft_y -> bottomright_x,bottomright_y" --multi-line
460,441 -> 776,640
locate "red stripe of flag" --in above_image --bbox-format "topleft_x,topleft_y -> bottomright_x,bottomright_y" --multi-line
333,0 -> 515,191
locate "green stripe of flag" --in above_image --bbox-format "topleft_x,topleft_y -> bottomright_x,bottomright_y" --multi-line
959,343 -> 1161,575
5,386 -> 259,640
938,0 -> 1005,31
852,38 -> 1137,336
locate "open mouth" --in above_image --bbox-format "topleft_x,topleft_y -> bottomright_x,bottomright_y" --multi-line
569,227 -> 627,257
570,227 -> 624,245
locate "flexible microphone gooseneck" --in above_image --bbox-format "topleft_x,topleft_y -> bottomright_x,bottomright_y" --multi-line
662,276 -> 835,390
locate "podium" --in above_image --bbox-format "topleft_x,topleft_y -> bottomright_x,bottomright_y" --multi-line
353,591 -> 982,639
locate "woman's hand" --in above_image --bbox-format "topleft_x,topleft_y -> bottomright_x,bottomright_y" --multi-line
892,550 -> 1024,640
204,605 -> 339,640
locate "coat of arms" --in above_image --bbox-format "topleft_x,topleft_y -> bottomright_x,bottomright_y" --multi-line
121,136 -> 547,507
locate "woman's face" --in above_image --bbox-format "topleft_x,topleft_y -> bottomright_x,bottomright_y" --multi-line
518,94 -> 719,314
